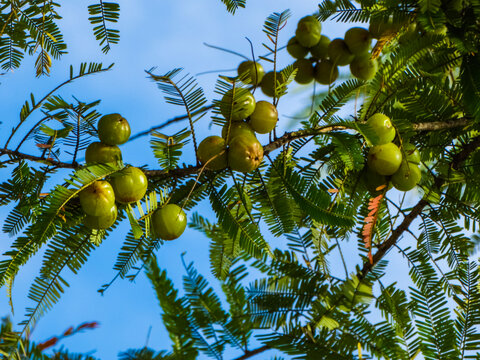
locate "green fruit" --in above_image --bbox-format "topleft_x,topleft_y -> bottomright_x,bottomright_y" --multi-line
110,166 -> 148,204
295,16 -> 322,48
249,101 -> 278,134
220,89 -> 256,121
314,59 -> 339,85
197,136 -> 228,171
350,55 -> 378,80
228,134 -> 264,173
84,204 -> 117,230
97,113 -> 131,145
293,59 -> 314,84
237,60 -> 265,85
85,142 -> 122,165
366,113 -> 395,145
152,204 -> 187,240
363,167 -> 389,193
327,39 -> 355,66
344,27 -> 372,55
310,35 -> 330,60
403,143 -> 421,164
391,161 -> 421,191
79,180 -> 116,216
260,71 -> 284,98
222,122 -> 255,142
287,37 -> 309,59
367,143 -> 403,176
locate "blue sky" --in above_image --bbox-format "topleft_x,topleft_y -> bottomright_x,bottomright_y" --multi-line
0,1 -> 422,358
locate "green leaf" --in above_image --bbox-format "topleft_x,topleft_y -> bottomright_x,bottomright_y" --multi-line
126,204 -> 143,239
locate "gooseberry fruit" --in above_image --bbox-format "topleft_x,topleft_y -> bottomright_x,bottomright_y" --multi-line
97,113 -> 131,145
287,37 -> 309,59
84,204 -> 117,230
367,143 -> 403,176
350,55 -> 378,80
328,39 -> 355,66
152,204 -> 187,240
363,167 -> 389,193
110,166 -> 148,204
344,27 -> 372,55
222,122 -> 255,142
79,180 -> 116,217
249,101 -> 278,134
85,142 -> 122,165
295,16 -> 322,48
293,59 -> 314,84
310,35 -> 330,60
237,60 -> 265,85
314,60 -> 339,85
220,89 -> 256,121
391,161 -> 421,191
260,71 -> 284,98
403,143 -> 421,164
197,136 -> 228,171
228,134 -> 264,173
366,113 -> 395,145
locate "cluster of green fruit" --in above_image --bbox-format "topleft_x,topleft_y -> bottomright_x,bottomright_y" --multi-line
364,114 -> 422,192
81,114 -> 187,241
197,88 -> 278,173
286,16 -> 378,85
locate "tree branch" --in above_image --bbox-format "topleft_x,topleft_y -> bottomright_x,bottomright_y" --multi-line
0,118 -> 473,181
451,134 -> 480,170
412,118 -> 469,131
232,345 -> 270,360
0,148 -> 77,168
359,198 -> 429,280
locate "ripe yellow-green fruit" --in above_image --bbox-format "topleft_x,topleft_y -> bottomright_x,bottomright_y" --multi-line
366,113 -> 395,145
260,71 -> 284,98
220,88 -> 256,121
228,135 -> 264,173
295,16 -> 322,47
197,136 -> 228,171
85,142 -> 122,165
152,204 -> 187,240
249,101 -> 278,134
97,113 -> 131,145
293,59 -> 314,84
391,161 -> 421,191
84,204 -> 117,230
110,166 -> 148,204
222,122 -> 255,142
310,35 -> 330,60
344,27 -> 372,55
403,143 -> 420,164
237,60 -> 265,85
328,39 -> 355,66
314,60 -> 339,85
79,181 -> 116,217
367,143 -> 403,176
350,55 -> 378,80
363,167 -> 389,193
287,36 -> 309,59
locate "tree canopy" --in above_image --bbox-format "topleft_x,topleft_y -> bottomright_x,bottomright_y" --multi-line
1,0 -> 480,359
